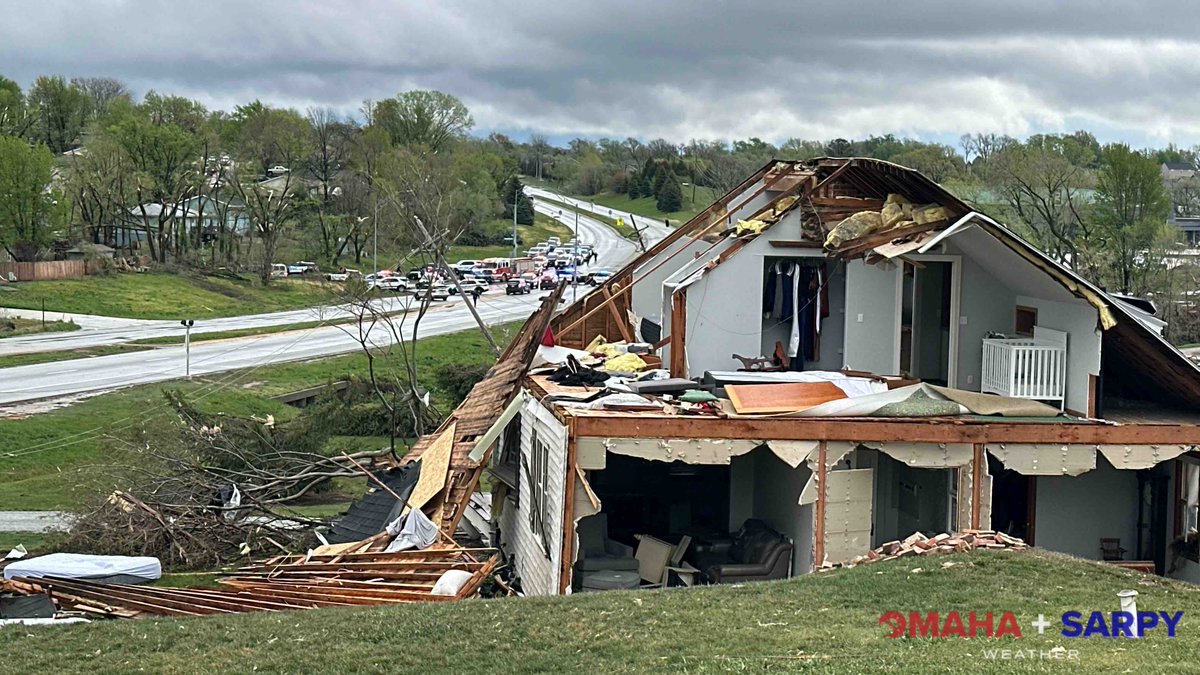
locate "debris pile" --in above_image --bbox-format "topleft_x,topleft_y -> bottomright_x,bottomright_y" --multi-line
820,530 -> 1028,571
2,546 -> 501,618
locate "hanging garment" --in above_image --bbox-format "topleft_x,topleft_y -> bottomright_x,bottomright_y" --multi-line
763,261 -> 796,319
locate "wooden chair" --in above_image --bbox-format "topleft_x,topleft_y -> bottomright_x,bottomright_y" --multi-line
1100,538 -> 1127,561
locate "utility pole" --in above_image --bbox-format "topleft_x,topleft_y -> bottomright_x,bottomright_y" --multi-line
573,210 -> 580,303
512,182 -> 519,259
180,319 -> 195,379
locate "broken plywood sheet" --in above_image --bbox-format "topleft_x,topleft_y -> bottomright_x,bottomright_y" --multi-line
1096,444 -> 1192,470
407,422 -> 456,512
823,468 -> 874,565
986,443 -> 1095,476
872,230 -> 939,259
726,382 -> 847,414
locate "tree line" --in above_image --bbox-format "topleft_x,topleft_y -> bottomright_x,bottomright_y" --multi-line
0,76 -> 535,282
0,75 -> 1196,327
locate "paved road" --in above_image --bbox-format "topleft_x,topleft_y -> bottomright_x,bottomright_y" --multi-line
527,186 -> 675,246
0,511 -> 71,533
0,190 -> 637,408
0,296 -> 423,356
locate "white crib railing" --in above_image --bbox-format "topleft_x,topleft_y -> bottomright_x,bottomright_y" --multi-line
980,327 -> 1067,408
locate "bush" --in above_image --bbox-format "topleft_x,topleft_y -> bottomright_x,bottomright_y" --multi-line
434,362 -> 490,404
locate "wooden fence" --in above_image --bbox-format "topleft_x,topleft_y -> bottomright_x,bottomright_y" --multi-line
0,259 -> 101,282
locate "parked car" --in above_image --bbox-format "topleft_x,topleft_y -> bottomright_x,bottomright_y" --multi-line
558,266 -> 578,281
370,276 -> 408,292
468,268 -> 496,283
288,261 -> 319,275
286,263 -> 307,275
506,278 -> 532,295
547,236 -> 561,247
527,246 -> 548,257
453,260 -> 479,275
415,285 -> 450,301
270,263 -> 288,279
587,268 -> 613,285
325,268 -> 361,282
450,277 -> 488,295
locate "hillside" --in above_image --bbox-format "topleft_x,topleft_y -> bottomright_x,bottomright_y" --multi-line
7,550 -> 1199,673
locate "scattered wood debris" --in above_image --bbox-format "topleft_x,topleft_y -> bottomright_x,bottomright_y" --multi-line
2,546 -> 501,618
819,530 -> 1028,571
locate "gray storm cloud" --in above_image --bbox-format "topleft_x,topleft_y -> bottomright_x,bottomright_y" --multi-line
4,0 -> 1200,144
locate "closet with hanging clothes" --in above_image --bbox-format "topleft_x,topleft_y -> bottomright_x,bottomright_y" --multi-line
760,256 -> 844,372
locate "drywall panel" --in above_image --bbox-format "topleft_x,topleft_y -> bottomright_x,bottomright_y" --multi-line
630,238 -> 710,329
823,468 -> 874,564
1034,457 -> 1138,560
942,239 -> 1018,391
683,234 -> 773,375
987,444 -> 1096,476
844,259 -> 900,375
1015,294 -> 1101,414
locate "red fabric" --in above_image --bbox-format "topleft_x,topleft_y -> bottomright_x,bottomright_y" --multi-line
541,326 -> 556,347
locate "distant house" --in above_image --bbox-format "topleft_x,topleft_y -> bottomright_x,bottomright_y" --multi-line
117,198 -> 250,248
1162,161 -> 1196,182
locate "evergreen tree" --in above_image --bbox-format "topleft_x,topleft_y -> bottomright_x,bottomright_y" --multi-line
640,157 -> 657,198
656,171 -> 683,213
651,161 -> 668,197
627,170 -> 642,198
501,175 -> 534,225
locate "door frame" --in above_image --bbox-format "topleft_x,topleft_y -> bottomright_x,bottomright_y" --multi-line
893,254 -> 961,386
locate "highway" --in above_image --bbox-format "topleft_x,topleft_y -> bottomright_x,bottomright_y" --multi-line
0,188 -> 658,409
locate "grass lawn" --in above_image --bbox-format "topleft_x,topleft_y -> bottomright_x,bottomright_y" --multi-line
575,184 -> 717,226
7,550 -> 1200,672
0,344 -> 152,369
0,272 -> 337,320
0,316 -> 80,338
536,195 -> 638,240
445,214 -> 571,263
0,531 -> 54,553
0,323 -> 521,511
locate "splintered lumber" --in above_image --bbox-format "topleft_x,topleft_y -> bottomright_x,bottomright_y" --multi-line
1,550 -> 504,619
819,531 -> 1028,571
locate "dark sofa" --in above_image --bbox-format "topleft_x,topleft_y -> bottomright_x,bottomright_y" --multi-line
704,519 -> 793,584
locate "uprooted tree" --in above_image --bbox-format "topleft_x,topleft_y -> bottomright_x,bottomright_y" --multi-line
64,386 -> 440,569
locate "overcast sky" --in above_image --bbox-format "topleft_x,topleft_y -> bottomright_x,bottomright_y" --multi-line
6,0 -> 1200,148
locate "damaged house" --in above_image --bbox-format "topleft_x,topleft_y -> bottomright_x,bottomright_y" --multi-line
479,158 -> 1200,594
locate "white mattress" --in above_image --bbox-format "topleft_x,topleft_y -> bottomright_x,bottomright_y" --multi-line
3,553 -> 161,581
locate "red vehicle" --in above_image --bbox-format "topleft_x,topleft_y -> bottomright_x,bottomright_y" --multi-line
478,257 -> 538,281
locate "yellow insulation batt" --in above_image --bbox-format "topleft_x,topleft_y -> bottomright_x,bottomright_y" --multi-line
824,210 -> 884,249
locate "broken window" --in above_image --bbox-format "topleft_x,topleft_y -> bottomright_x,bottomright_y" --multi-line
525,427 -> 552,558
1177,459 -> 1200,562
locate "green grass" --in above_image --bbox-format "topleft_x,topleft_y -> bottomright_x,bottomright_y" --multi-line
537,195 -> 638,239
0,316 -> 80,338
7,550 -> 1200,673
445,214 -> 571,263
132,319 -> 338,346
0,323 -> 521,511
0,531 -> 54,553
0,272 -> 337,320
575,184 -> 717,225
0,344 -> 153,369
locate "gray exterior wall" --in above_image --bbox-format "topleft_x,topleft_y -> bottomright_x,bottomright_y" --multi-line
1033,457 -> 1138,560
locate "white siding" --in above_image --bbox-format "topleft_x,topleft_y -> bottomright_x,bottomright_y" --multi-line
497,395 -> 568,596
